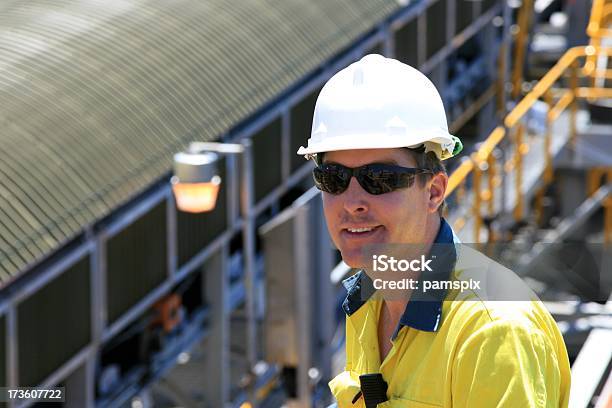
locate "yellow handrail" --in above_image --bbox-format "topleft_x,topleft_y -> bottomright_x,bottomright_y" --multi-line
447,47 -> 612,192
505,47 -> 604,128
445,47 -> 612,241
445,0 -> 612,243
587,0 -> 612,38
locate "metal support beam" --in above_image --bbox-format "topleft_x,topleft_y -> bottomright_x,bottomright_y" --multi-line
281,107 -> 291,182
240,139 -> 258,372
294,205 -> 312,407
310,191 -> 335,383
166,188 -> 178,279
203,247 -> 230,407
64,357 -> 95,408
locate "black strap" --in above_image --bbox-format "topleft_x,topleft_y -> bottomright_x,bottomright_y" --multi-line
357,373 -> 388,407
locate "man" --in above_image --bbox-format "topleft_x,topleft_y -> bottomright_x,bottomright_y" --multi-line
297,55 -> 570,407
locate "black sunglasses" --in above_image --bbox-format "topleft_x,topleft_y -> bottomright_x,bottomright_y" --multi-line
313,162 -> 433,195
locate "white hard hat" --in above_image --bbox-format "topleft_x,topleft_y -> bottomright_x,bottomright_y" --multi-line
297,54 -> 462,161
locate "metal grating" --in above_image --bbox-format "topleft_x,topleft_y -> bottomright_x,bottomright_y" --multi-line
290,89 -> 320,173
106,200 -> 167,324
17,255 -> 91,386
456,0 -> 476,34
0,0 -> 401,285
426,0 -> 447,61
395,17 -> 419,68
253,118 -> 283,202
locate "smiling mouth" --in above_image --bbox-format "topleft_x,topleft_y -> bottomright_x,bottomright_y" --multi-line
342,225 -> 383,237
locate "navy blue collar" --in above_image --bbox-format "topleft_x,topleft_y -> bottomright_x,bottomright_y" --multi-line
341,218 -> 457,333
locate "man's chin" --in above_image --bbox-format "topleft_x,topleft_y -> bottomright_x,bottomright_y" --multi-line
340,251 -> 367,270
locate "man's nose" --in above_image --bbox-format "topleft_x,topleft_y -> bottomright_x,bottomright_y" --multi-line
342,177 -> 369,214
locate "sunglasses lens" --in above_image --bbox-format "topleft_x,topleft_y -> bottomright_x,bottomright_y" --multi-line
358,165 -> 415,195
313,164 -> 350,194
358,166 -> 395,195
314,163 -> 420,195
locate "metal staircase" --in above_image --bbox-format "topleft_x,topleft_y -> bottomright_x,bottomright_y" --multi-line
445,1 -> 612,406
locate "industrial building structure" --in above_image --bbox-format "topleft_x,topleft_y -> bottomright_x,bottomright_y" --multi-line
0,0 -> 610,407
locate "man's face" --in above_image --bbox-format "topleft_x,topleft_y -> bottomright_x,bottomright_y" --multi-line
321,148 -> 441,269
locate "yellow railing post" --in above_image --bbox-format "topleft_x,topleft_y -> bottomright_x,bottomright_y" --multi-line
586,0 -> 603,85
511,0 -> 533,100
586,168 -> 611,243
587,168 -> 603,196
487,153 -> 496,217
456,177 -> 466,208
513,124 -> 525,222
570,60 -> 579,148
445,43 -> 612,241
535,88 -> 557,225
544,90 -> 554,183
472,156 -> 483,242
534,186 -> 545,225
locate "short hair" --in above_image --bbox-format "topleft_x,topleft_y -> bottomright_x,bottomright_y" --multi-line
404,146 -> 447,215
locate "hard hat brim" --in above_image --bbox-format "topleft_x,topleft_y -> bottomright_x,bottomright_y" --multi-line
297,130 -> 458,160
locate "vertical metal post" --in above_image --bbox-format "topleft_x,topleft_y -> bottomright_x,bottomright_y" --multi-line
166,187 -> 178,278
88,236 -> 104,408
240,138 -> 257,372
499,137 -> 508,216
64,358 -> 95,408
544,90 -> 554,184
497,41 -> 507,116
457,178 -> 466,204
281,107 -> 291,182
498,0 -> 513,117
294,205 -> 312,408
472,157 -> 482,243
93,236 -> 107,345
511,0 -> 533,100
534,187 -> 545,226
203,247 -> 230,407
587,168 -> 601,197
585,1 -> 605,88
382,23 -> 394,58
487,154 -> 496,217
570,60 -> 579,149
227,153 -> 240,228
311,195 -> 334,384
587,40 -> 599,88
513,124 -> 525,222
90,238 -> 103,346
499,0 -> 513,219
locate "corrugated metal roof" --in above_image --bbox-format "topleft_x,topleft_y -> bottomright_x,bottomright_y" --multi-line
0,0 -> 401,284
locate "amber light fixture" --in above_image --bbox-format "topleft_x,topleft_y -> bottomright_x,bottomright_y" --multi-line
171,176 -> 221,213
172,150 -> 221,213
171,142 -> 246,213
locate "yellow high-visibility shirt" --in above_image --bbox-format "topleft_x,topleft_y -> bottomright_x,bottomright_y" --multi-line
329,221 -> 571,407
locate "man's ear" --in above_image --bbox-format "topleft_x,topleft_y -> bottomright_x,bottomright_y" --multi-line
428,172 -> 448,213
